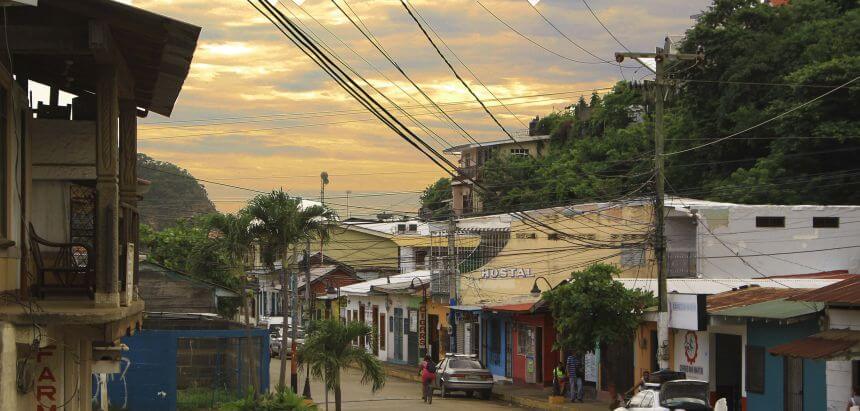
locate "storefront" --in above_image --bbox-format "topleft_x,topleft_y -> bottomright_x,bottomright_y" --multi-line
508,304 -> 560,387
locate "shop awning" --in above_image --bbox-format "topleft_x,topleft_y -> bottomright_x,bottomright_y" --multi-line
449,305 -> 483,312
483,302 -> 537,314
708,298 -> 823,320
768,329 -> 860,359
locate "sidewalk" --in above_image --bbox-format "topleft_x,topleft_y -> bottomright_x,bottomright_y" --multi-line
379,362 -> 610,411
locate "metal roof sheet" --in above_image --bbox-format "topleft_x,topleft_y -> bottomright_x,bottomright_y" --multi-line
768,329 -> 860,359
789,275 -> 860,305
709,298 -> 823,319
707,287 -> 804,311
340,270 -> 431,296
618,278 -> 839,295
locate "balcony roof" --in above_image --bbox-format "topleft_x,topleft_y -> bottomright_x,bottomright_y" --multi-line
7,0 -> 200,116
443,134 -> 551,154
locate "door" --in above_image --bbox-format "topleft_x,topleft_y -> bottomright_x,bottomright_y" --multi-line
372,306 -> 379,356
505,321 -> 513,378
393,308 -> 404,361
535,327 -> 543,384
359,305 -> 366,349
785,357 -> 804,411
715,334 -> 742,411
429,315 -> 440,362
407,309 -> 419,364
649,330 -> 659,372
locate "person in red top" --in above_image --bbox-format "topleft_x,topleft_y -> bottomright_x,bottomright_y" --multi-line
418,355 -> 436,404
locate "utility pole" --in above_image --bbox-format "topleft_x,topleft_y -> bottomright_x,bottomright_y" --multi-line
345,190 -> 351,219
447,217 -> 457,353
320,172 -> 328,263
291,248 -> 300,392
616,37 -> 703,370
302,241 -> 313,399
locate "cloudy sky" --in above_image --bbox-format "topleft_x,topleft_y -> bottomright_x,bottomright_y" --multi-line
123,0 -> 711,217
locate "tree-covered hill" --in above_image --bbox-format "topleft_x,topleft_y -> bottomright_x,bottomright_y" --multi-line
422,0 -> 859,213
137,153 -> 217,229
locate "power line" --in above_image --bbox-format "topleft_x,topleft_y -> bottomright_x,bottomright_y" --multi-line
580,0 -> 630,52
526,1 -> 624,66
664,75 -> 860,156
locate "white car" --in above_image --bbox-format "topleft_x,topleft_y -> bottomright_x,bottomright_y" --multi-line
614,380 -> 713,411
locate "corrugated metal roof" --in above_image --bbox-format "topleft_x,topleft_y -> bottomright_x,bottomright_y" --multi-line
707,287 -> 804,311
769,270 -> 854,280
789,276 -> 860,305
769,329 -> 860,359
618,278 -> 839,295
709,299 -> 823,320
340,270 -> 431,296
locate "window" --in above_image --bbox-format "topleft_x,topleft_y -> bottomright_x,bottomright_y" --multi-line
408,224 -> 418,232
449,359 -> 483,369
515,232 -> 537,239
620,244 -> 645,267
756,216 -> 785,228
510,148 -> 530,157
548,233 -> 561,240
746,345 -> 765,394
397,224 -> 406,232
516,324 -> 535,356
379,313 -> 386,350
813,217 -> 839,228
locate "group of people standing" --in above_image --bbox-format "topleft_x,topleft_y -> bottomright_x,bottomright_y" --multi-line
553,352 -> 585,403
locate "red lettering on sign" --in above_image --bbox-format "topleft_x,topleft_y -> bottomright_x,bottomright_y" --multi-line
36,386 -> 56,402
36,346 -> 56,363
38,367 -> 56,383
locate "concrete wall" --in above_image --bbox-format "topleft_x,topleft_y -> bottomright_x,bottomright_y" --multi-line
325,227 -> 399,271
459,203 -> 656,306
695,205 -> 860,277
826,308 -> 859,411
746,318 -> 826,411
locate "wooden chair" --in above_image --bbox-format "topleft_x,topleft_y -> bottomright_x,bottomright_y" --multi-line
28,223 -> 95,299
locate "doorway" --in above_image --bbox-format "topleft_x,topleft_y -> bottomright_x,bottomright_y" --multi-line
536,327 -> 543,384
372,305 -> 379,356
649,330 -> 659,372
784,357 -> 803,411
505,321 -> 513,378
429,314 -> 440,362
715,334 -> 742,411
393,308 -> 404,361
359,305 -> 366,348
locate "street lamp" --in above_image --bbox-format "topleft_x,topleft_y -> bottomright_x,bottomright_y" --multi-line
410,277 -> 428,360
530,276 -> 554,298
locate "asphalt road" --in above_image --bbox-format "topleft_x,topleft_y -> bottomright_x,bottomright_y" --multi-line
270,358 -> 527,410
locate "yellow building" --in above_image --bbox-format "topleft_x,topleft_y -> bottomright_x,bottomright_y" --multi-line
458,201 -> 659,306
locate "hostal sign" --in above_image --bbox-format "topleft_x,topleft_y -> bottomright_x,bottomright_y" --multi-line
481,267 -> 534,280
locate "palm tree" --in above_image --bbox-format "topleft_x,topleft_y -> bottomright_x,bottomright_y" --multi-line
206,212 -> 258,393
298,319 -> 385,411
245,189 -> 336,391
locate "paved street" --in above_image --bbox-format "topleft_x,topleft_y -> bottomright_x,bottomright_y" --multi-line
270,358 -> 528,410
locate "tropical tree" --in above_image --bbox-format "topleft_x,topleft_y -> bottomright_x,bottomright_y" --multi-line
207,211 -> 258,393
419,177 -> 452,219
297,319 -> 385,411
542,264 -> 654,391
245,189 -> 336,391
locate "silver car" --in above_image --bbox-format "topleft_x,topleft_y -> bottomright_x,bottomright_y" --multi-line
613,380 -> 713,411
433,354 -> 494,400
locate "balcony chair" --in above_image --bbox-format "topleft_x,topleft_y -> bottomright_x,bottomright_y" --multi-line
28,223 -> 95,299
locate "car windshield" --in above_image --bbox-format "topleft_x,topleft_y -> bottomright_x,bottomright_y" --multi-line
660,382 -> 710,410
449,359 -> 483,369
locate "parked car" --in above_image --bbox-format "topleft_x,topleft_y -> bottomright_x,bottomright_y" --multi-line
268,327 -> 305,358
433,354 -> 494,400
613,380 -> 713,411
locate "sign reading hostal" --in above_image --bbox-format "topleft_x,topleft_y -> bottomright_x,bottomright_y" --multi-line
480,268 -> 534,280
673,329 -> 709,381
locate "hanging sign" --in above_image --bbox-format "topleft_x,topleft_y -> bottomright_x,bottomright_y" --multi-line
480,268 -> 534,280
668,294 -> 708,331
674,330 -> 709,381
418,303 -> 427,349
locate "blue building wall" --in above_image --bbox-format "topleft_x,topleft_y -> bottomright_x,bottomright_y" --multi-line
484,313 -> 512,378
101,328 -> 270,411
746,317 -> 825,411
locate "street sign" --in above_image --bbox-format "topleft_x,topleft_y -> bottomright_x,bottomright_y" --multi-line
418,303 -> 427,348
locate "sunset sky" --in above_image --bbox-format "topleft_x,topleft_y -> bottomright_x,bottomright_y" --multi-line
114,0 -> 712,217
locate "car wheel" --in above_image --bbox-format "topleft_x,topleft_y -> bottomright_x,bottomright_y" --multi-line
441,384 -> 449,398
480,390 -> 492,400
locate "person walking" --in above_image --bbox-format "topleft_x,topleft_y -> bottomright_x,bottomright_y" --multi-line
565,352 -> 583,403
418,355 -> 437,404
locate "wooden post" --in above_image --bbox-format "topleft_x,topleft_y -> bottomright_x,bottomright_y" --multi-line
119,100 -> 137,305
95,64 -> 119,307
